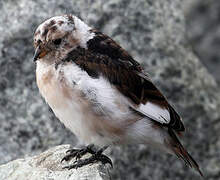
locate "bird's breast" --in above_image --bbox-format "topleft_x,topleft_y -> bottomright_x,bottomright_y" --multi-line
35,61 -> 134,145
36,62 -> 90,141
36,63 -> 72,109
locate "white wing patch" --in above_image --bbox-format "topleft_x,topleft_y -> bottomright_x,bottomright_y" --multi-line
63,63 -> 171,125
137,102 -> 170,124
62,63 -> 132,121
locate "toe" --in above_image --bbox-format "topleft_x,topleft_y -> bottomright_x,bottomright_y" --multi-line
97,154 -> 113,168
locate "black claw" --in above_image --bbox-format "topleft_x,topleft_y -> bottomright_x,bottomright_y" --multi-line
96,154 -> 113,168
66,149 -> 78,154
61,149 -> 78,162
61,146 -> 93,163
63,154 -> 112,170
61,145 -> 112,169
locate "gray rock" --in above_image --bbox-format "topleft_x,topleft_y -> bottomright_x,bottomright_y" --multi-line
0,0 -> 220,180
184,0 -> 220,84
0,145 -> 111,180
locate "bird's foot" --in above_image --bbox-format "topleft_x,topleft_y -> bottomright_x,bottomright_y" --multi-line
61,145 -> 112,169
61,144 -> 96,162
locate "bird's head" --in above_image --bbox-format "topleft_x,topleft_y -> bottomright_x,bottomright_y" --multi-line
33,14 -> 93,63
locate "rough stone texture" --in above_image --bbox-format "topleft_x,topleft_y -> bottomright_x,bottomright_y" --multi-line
0,145 -> 111,180
184,0 -> 220,84
0,0 -> 220,180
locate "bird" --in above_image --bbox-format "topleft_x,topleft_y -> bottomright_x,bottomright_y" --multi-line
33,14 -> 203,176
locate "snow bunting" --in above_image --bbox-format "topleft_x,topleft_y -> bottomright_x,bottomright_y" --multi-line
33,14 -> 202,176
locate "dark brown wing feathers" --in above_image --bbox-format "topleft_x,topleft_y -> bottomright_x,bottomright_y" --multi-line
88,29 -> 141,69
63,30 -> 185,132
168,128 -> 203,176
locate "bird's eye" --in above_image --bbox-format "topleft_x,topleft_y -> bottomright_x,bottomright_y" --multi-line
53,38 -> 62,46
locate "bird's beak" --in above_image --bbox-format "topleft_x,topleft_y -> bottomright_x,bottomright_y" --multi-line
33,46 -> 48,62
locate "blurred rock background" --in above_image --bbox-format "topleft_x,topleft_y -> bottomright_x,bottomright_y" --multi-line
184,0 -> 220,84
0,0 -> 219,179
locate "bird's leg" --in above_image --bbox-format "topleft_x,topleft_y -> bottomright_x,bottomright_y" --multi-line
62,145 -> 112,169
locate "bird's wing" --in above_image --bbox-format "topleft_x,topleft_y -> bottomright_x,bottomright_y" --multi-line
63,30 -> 185,132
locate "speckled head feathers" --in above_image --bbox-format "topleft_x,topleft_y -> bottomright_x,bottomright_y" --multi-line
33,14 -> 94,62
34,15 -> 75,47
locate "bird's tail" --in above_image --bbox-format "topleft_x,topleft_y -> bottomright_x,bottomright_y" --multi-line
167,128 -> 203,177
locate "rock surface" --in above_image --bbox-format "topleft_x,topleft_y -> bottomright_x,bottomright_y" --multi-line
0,145 -> 111,180
184,0 -> 220,84
0,0 -> 220,180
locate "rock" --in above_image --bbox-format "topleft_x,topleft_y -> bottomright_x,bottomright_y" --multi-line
0,145 -> 111,180
0,0 -> 220,180
184,0 -> 220,84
